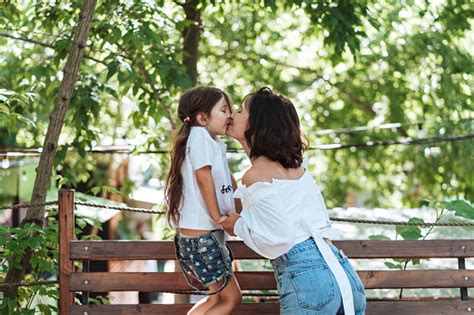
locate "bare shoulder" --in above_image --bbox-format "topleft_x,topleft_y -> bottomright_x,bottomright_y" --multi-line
242,166 -> 273,187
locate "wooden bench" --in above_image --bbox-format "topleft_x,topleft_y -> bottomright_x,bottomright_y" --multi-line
58,190 -> 474,314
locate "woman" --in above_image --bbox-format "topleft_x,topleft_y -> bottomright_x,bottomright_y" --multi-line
222,87 -> 366,314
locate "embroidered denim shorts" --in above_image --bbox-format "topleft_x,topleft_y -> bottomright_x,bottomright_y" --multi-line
271,238 -> 366,315
174,230 -> 233,289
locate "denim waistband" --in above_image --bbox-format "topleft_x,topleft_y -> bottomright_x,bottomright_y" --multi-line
270,238 -> 343,273
174,229 -> 224,250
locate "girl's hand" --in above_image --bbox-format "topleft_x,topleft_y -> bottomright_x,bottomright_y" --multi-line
221,212 -> 241,236
216,216 -> 228,224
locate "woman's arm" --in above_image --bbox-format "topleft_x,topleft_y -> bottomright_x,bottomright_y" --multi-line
222,194 -> 293,259
195,166 -> 224,223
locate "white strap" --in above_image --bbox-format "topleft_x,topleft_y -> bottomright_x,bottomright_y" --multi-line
310,229 -> 355,315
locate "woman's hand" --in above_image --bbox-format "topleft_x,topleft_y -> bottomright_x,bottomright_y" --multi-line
221,212 -> 241,236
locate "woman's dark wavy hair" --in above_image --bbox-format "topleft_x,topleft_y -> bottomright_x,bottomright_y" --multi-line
165,86 -> 232,227
243,87 -> 308,168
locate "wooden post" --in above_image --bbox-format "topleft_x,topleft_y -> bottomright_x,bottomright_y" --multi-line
59,189 -> 75,314
81,260 -> 90,305
458,257 -> 468,300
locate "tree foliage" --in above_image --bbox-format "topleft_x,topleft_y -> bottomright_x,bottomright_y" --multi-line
0,0 -> 473,310
0,0 -> 471,207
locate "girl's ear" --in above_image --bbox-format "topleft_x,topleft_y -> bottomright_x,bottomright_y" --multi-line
196,112 -> 208,126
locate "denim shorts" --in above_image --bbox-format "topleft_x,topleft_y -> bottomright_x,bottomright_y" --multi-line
270,238 -> 366,315
174,230 -> 233,288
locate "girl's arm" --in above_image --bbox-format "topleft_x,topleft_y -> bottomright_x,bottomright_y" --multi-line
195,166 -> 224,223
231,174 -> 242,213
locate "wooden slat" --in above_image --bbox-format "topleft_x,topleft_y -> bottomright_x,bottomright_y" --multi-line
366,300 -> 474,315
70,270 -> 474,292
70,239 -> 474,260
70,300 -> 474,315
337,240 -> 474,259
59,190 -> 75,314
71,272 -> 275,291
360,270 -> 474,289
71,302 -> 280,315
71,240 -> 177,260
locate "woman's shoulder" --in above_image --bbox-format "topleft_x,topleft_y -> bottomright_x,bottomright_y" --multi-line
241,166 -> 274,187
243,161 -> 306,186
233,166 -> 275,200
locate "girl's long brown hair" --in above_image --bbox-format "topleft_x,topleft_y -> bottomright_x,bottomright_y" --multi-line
164,86 -> 231,227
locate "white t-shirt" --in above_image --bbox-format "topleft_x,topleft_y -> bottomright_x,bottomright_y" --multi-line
176,126 -> 236,230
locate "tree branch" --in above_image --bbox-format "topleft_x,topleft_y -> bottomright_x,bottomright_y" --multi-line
136,62 -> 177,130
204,50 -> 409,137
114,42 -> 177,129
1,31 -> 177,130
0,32 -> 106,66
205,50 -> 376,113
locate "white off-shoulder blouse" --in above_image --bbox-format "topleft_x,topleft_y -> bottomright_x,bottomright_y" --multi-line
233,170 -> 355,315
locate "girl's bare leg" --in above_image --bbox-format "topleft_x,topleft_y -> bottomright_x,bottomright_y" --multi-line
204,275 -> 241,315
187,293 -> 220,315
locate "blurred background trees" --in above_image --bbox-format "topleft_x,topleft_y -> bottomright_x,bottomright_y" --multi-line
0,0 -> 472,217
0,0 -> 472,311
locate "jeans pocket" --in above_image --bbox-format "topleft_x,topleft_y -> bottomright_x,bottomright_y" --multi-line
201,245 -> 222,264
289,265 -> 336,311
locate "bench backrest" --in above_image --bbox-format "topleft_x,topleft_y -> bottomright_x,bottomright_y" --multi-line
58,190 -> 474,314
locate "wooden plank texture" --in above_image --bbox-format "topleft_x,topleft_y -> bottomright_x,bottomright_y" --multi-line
70,300 -> 474,315
70,270 -> 474,292
59,190 -> 75,314
70,239 -> 474,260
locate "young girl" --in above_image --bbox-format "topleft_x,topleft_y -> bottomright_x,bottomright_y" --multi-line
164,86 -> 242,315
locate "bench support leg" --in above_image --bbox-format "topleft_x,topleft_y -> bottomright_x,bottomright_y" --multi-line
458,258 -> 469,300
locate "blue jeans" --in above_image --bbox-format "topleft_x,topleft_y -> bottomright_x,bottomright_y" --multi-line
270,238 -> 366,314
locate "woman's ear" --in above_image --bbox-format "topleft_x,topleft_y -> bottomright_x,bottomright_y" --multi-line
196,112 -> 208,126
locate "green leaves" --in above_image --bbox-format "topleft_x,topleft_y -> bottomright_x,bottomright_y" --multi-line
384,261 -> 403,270
0,89 -> 38,134
368,234 -> 391,240
91,185 -> 121,198
395,217 -> 424,240
444,199 -> 474,220
37,304 -> 53,315
0,205 -> 103,313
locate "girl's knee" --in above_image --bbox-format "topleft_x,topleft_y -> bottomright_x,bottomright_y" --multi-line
234,291 -> 242,304
208,294 -> 220,303
223,291 -> 241,307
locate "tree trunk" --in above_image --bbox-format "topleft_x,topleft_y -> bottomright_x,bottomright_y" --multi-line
2,0 -> 98,302
182,0 -> 202,86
